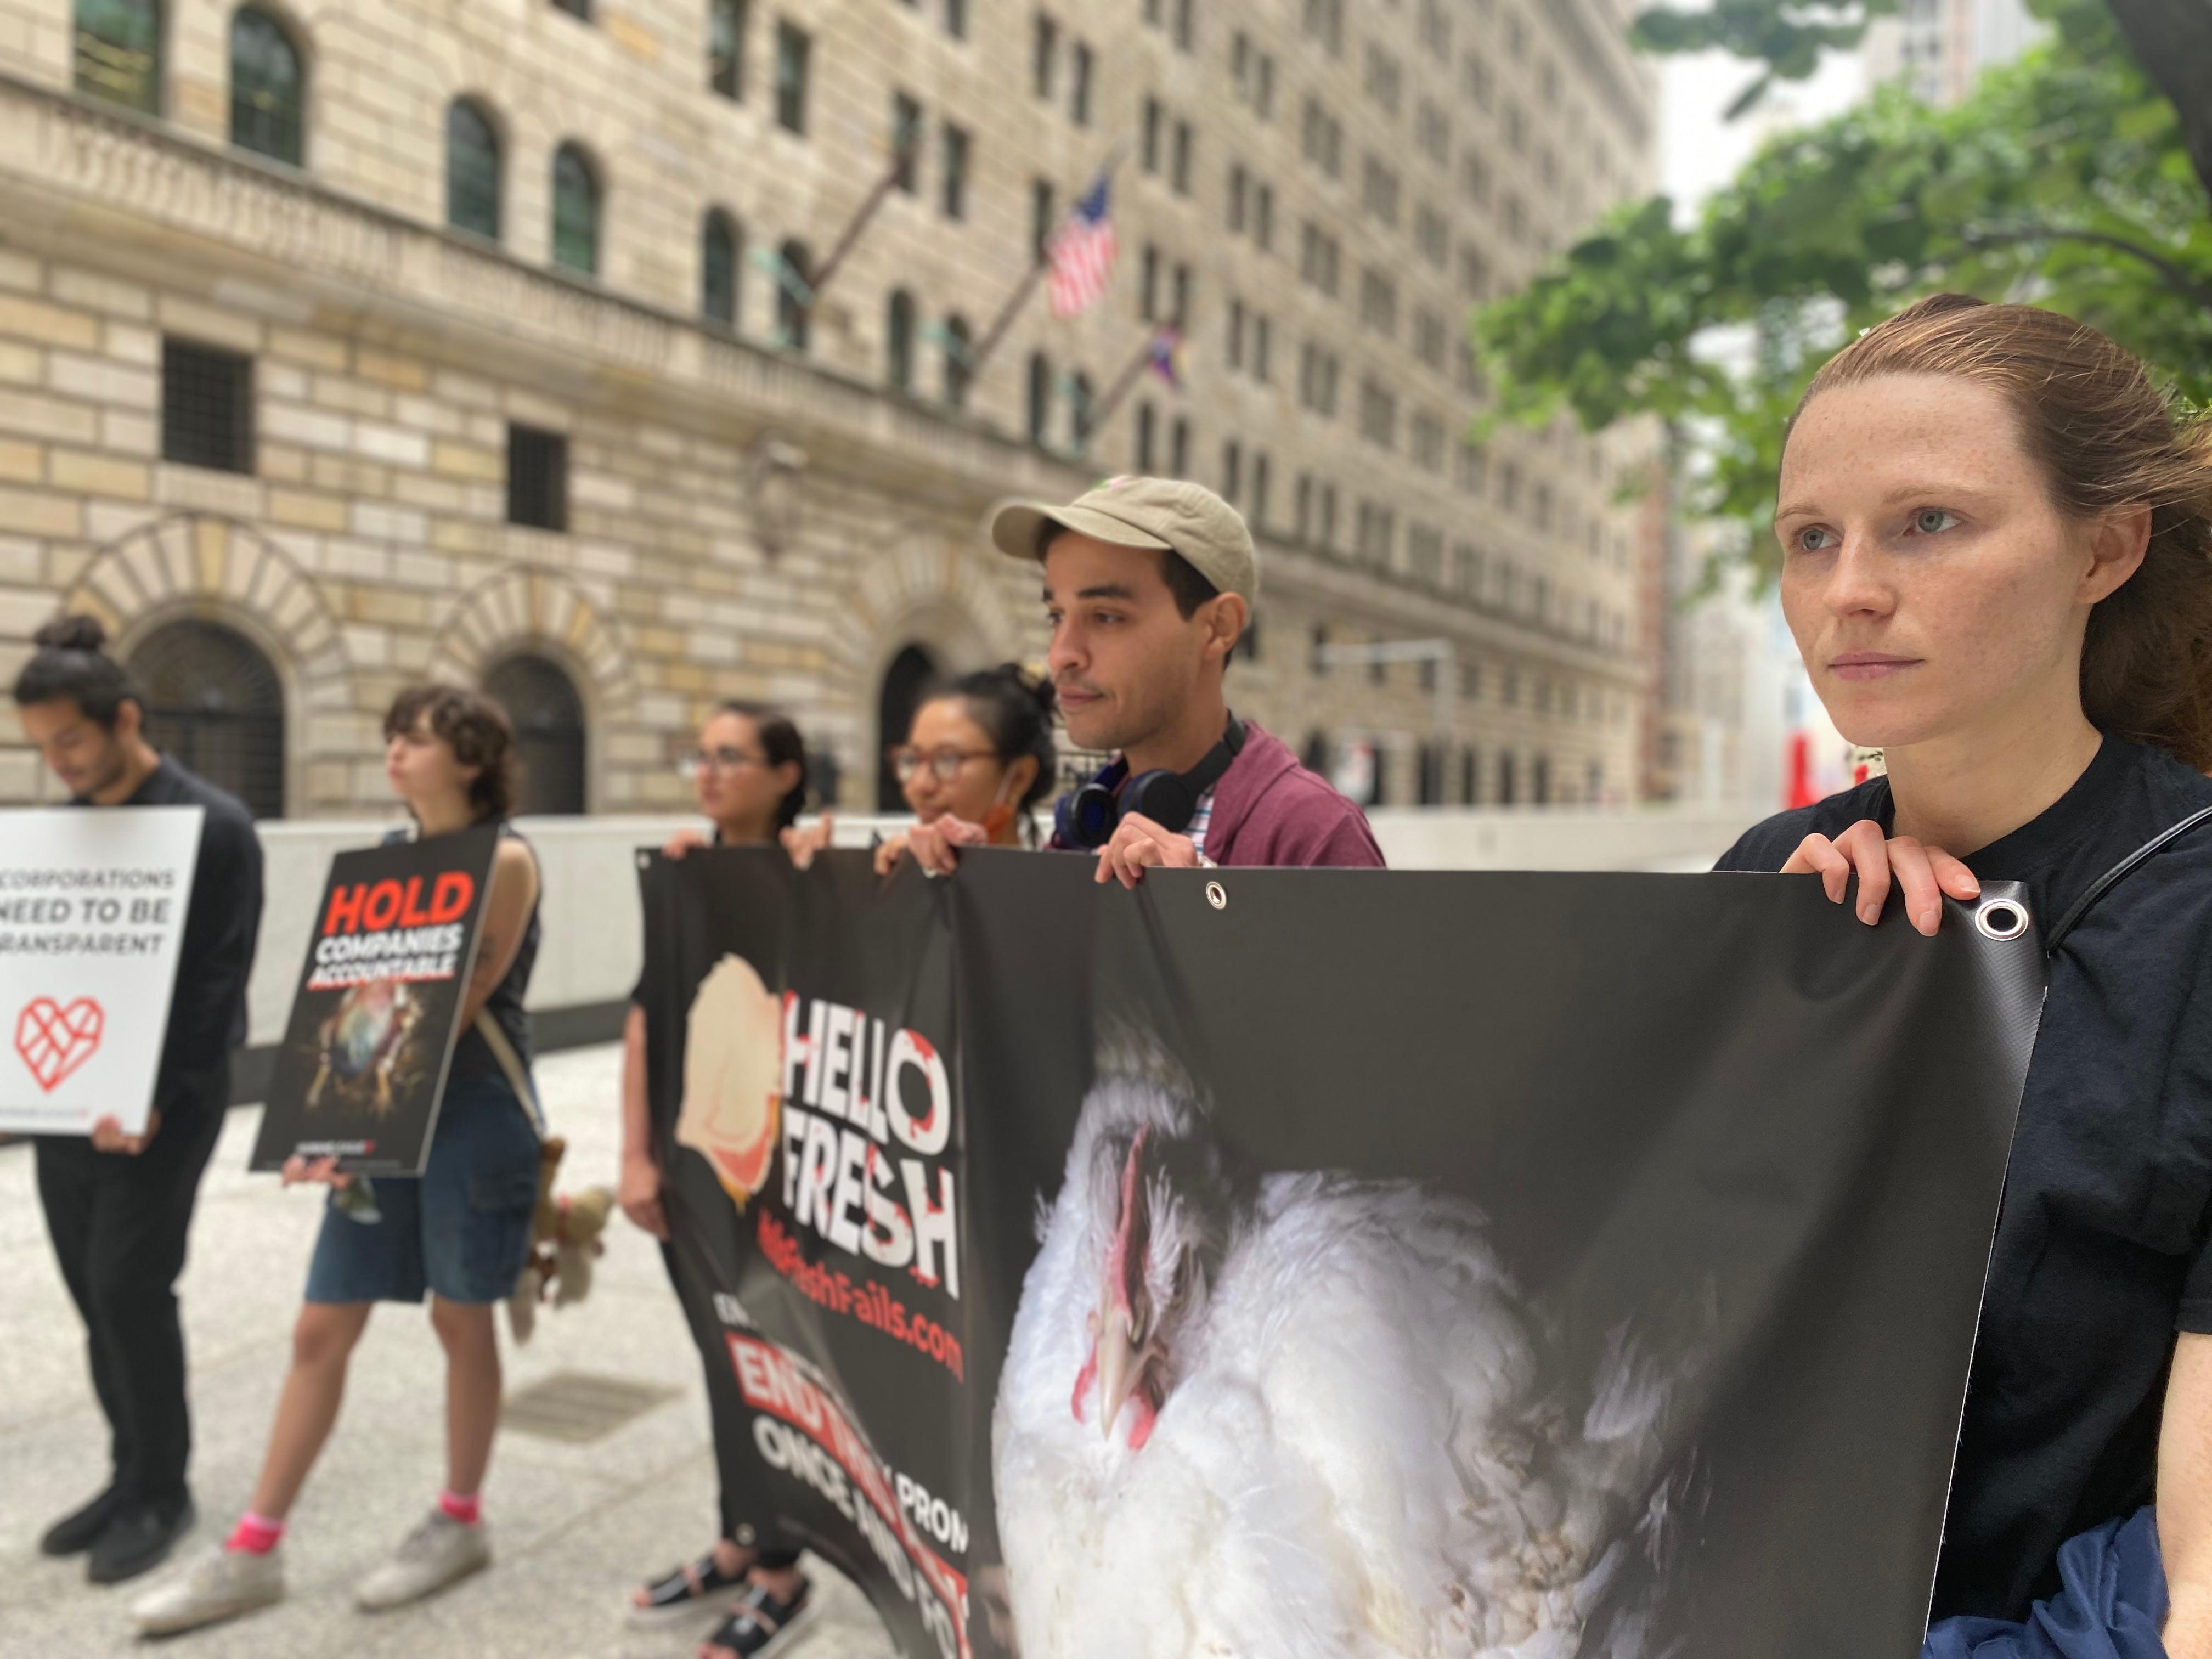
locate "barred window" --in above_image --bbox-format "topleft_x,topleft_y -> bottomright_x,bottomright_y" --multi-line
486,653 -> 586,816
75,0 -> 161,115
162,338 -> 254,474
506,423 -> 568,531
229,8 -> 303,165
130,620 -> 285,819
446,99 -> 501,239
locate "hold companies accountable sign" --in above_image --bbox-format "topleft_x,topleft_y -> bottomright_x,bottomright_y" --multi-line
0,806 -> 203,1136
637,849 -> 2044,1659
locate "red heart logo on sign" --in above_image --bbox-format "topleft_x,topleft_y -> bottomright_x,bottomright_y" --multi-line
15,997 -> 104,1093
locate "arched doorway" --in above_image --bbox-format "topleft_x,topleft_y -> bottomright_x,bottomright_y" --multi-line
484,652 -> 586,816
128,619 -> 286,818
877,643 -> 940,810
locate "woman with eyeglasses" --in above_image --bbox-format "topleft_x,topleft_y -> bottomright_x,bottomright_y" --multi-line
872,664 -> 1059,873
617,701 -> 818,1659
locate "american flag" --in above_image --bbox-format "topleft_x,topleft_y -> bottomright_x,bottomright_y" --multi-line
1046,176 -> 1117,319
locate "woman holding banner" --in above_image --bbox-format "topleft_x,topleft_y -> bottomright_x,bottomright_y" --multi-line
1716,295 -> 2212,1654
781,662 -> 1058,874
133,685 -> 545,1637
618,701 -> 823,1658
865,663 -> 1059,870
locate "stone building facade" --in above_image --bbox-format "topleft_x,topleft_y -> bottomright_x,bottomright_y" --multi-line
0,0 -> 1657,817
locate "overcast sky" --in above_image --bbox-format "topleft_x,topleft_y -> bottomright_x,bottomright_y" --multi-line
1658,48 -> 1867,210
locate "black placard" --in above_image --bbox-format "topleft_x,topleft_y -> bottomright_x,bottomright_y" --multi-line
251,827 -> 499,1176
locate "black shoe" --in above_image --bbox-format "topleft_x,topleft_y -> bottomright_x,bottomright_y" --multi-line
87,1494 -> 196,1586
40,1485 -> 125,1558
701,1576 -> 814,1657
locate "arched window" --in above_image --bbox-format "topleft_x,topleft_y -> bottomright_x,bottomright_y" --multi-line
1026,352 -> 1052,446
551,143 -> 600,275
941,315 -> 972,410
75,0 -> 162,115
1068,372 -> 1094,453
229,6 -> 302,165
775,239 -> 811,349
885,289 -> 916,394
484,653 -> 586,816
446,98 -> 501,239
701,208 -> 740,327
127,619 -> 285,819
877,644 -> 940,810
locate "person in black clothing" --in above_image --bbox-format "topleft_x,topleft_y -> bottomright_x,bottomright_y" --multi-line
1716,295 -> 2212,1650
12,614 -> 264,1586
618,700 -> 821,1659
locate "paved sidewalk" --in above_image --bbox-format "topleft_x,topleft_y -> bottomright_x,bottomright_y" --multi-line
0,1043 -> 895,1659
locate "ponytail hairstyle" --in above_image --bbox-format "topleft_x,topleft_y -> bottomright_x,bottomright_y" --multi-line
1792,293 -> 2212,770
715,701 -> 809,832
938,663 -> 1060,842
10,615 -> 144,727
384,684 -> 521,823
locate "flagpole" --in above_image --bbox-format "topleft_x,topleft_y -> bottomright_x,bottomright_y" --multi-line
963,142 -> 1130,387
1085,328 -> 1165,439
803,122 -> 926,307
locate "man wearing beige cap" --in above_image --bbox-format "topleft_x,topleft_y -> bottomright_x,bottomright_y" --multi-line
900,476 -> 1382,883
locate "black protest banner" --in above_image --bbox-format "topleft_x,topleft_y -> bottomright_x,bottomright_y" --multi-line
251,827 -> 499,1175
640,846 -> 2044,1659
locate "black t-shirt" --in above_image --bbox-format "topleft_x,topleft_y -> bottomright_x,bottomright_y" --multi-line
1718,736 -> 2212,1621
88,757 -> 263,1122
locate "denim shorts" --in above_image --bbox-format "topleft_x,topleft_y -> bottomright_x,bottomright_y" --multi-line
303,1071 -> 541,1306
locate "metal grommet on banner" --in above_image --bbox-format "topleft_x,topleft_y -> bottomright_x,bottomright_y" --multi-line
1205,879 -> 1227,911
1974,898 -> 2030,941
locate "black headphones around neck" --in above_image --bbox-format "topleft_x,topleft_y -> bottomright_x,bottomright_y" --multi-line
1055,716 -> 1247,849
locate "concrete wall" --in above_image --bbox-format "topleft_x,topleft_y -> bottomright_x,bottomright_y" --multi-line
246,803 -> 1767,1047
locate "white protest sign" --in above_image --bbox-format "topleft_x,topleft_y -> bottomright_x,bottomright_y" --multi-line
0,806 -> 204,1136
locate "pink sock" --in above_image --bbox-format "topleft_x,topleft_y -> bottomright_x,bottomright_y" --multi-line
437,1489 -> 481,1527
226,1513 -> 284,1554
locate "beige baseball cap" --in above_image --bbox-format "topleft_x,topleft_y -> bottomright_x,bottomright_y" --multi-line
988,476 -> 1259,608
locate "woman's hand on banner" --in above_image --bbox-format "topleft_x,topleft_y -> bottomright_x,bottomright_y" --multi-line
88,1110 -> 156,1155
782,816 -> 834,870
280,1153 -> 356,1190
1781,819 -> 1979,936
662,829 -> 708,860
906,815 -> 990,877
619,1151 -> 669,1240
1096,813 -> 1202,889
873,832 -> 911,877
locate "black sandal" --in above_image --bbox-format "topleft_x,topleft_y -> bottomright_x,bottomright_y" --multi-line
627,1551 -> 752,1628
700,1576 -> 814,1658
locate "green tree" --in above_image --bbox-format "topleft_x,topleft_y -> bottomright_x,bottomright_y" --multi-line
1473,0 -> 2212,581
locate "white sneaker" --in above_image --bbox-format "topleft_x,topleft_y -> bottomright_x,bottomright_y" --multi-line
129,1543 -> 284,1635
353,1510 -> 490,1612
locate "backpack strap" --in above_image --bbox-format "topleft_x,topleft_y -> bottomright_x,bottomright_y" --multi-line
472,1010 -> 546,1138
2045,804 -> 2212,956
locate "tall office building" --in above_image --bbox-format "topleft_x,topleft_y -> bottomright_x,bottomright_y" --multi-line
0,0 -> 1658,817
